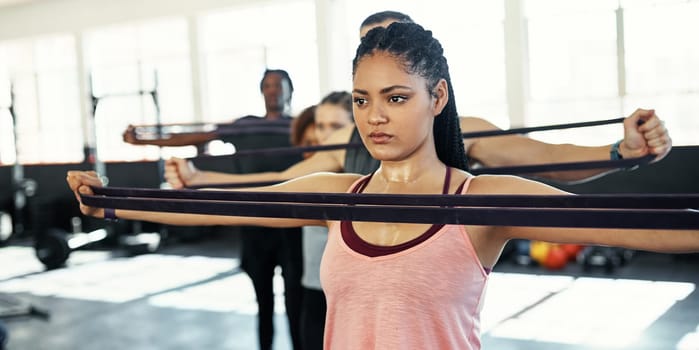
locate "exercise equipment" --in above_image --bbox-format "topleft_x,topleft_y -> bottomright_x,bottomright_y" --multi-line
0,294 -> 50,320
128,118 -> 292,141
0,84 -> 52,319
529,241 -> 551,265
460,117 -> 625,139
5,69 -> 165,269
180,116 -> 653,189
33,220 -> 159,270
131,116 -> 626,143
510,239 -> 533,265
88,69 -> 163,257
1,80 -> 122,268
542,244 -> 570,270
578,246 -> 634,273
34,218 -> 108,270
0,82 -> 38,244
81,187 -> 699,229
88,69 -> 162,177
511,241 -> 584,269
91,187 -> 699,209
560,243 -> 584,259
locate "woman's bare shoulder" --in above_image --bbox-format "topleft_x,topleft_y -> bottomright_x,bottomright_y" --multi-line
269,172 -> 364,194
467,174 -> 568,195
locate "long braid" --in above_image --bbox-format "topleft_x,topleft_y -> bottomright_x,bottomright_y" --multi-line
352,22 -> 468,171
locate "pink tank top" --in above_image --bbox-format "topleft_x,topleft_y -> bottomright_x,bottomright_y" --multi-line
320,168 -> 489,350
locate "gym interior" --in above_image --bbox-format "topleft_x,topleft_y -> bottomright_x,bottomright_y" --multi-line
1,0 -> 698,349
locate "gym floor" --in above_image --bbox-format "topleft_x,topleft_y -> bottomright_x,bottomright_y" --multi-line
1,234 -> 698,350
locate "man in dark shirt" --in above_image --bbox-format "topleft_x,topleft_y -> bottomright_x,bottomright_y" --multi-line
125,69 -> 303,350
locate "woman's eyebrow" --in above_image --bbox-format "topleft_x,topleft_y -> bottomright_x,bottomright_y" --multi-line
352,85 -> 413,95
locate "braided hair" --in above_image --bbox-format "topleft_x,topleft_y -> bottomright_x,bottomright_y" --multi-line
352,22 -> 468,171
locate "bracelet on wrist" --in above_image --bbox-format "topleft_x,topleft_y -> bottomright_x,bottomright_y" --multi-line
610,139 -> 643,171
610,140 -> 624,160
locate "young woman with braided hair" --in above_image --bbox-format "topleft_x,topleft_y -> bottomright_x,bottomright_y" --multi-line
68,22 -> 699,349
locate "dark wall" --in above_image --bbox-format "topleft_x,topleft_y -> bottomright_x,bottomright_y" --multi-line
0,164 -> 11,210
0,160 -> 161,236
543,146 -> 699,194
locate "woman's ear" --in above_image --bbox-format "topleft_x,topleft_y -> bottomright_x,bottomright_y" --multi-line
432,79 -> 449,117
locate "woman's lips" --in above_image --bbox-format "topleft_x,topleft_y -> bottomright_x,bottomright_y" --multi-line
369,132 -> 392,144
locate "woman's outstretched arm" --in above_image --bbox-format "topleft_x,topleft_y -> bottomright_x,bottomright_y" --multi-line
67,170 -> 360,228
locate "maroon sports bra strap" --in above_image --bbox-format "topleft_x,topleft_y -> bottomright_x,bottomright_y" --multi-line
442,167 -> 452,194
341,166 -> 467,258
455,177 -> 468,195
352,172 -> 375,194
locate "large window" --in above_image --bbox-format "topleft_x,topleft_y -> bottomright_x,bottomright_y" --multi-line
622,0 -> 699,146
84,18 -> 195,162
525,0 -> 621,145
0,35 -> 82,164
199,1 -> 319,121
525,0 -> 699,146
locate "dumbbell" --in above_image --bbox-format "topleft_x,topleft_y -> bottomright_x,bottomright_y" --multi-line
578,246 -> 633,273
34,226 -> 108,270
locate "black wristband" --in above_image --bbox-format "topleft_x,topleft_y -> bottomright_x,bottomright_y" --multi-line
104,208 -> 118,222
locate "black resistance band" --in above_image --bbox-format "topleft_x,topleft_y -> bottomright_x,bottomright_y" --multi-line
80,193 -> 699,230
